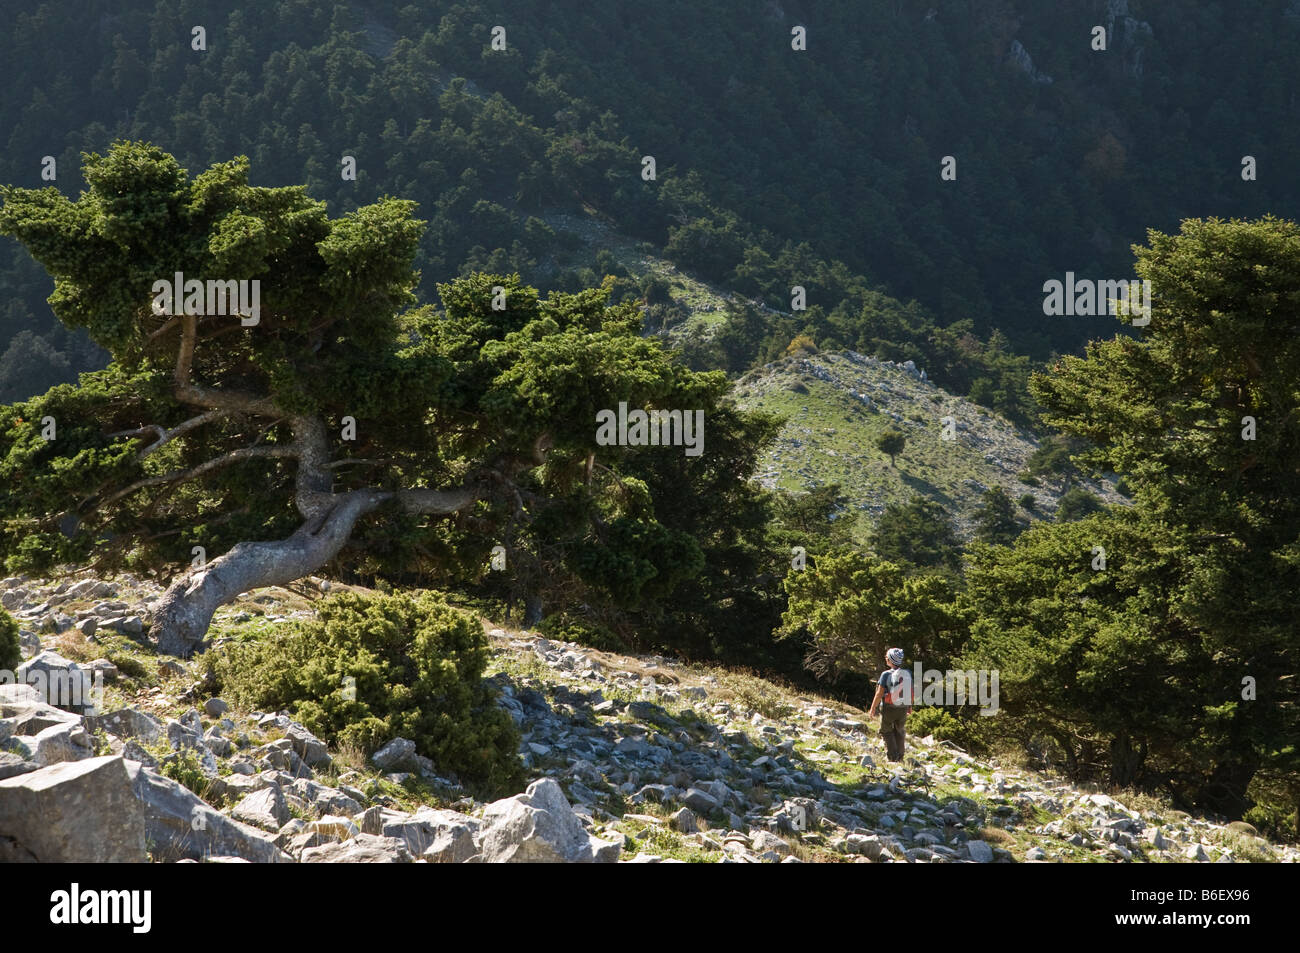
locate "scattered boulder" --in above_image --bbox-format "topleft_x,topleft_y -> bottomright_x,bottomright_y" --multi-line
301,833 -> 413,863
85,708 -> 164,745
310,815 -> 360,840
0,756 -> 146,862
681,787 -> 720,815
670,807 -> 698,834
0,683 -> 42,709
17,630 -> 41,660
231,787 -> 290,831
123,760 -> 289,863
18,720 -> 94,766
478,778 -> 620,863
0,752 -> 39,780
121,740 -> 158,767
372,737 -> 417,772
15,651 -> 94,713
286,723 -> 331,767
750,829 -> 793,857
3,698 -> 80,736
845,833 -> 883,860
380,806 -> 479,859
86,658 -> 117,681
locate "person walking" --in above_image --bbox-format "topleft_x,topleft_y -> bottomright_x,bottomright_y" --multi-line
868,647 -> 912,762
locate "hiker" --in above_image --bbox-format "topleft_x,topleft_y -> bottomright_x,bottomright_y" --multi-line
868,647 -> 912,762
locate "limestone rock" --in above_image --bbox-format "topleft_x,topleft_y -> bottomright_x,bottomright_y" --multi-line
670,807 -> 698,834
310,815 -> 360,840
845,833 -> 883,860
232,786 -> 290,831
15,651 -> 94,713
380,806 -> 479,859
286,723 -> 331,766
301,833 -> 413,863
85,708 -> 164,745
681,787 -> 720,815
123,760 -> 289,863
0,755 -> 146,862
0,752 -> 39,780
478,777 -> 620,863
371,737 -> 417,771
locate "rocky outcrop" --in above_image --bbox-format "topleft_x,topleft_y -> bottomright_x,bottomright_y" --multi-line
124,761 -> 290,863
478,778 -> 620,863
0,756 -> 146,862
732,350 -> 1124,538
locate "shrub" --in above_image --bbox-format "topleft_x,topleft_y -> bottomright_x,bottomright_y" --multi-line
106,651 -> 148,680
1056,487 -> 1103,522
785,333 -> 818,355
537,612 -> 625,652
0,607 -> 19,671
1017,493 -> 1036,511
154,746 -> 221,804
906,706 -> 988,753
204,590 -> 523,797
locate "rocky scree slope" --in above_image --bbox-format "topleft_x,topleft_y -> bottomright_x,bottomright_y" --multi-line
0,574 -> 1290,864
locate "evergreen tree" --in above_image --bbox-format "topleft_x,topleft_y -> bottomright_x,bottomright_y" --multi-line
875,428 -> 906,467
870,495 -> 961,573
1030,216 -> 1300,818
974,486 -> 1023,545
0,143 -> 767,660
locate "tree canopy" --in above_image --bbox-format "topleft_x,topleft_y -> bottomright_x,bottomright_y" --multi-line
0,142 -> 769,657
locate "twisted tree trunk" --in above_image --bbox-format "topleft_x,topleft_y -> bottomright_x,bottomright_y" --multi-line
148,491 -> 380,657
137,314 -> 489,656
148,482 -> 480,657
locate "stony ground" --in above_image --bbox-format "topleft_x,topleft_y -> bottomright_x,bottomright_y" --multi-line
2,573 -> 1294,863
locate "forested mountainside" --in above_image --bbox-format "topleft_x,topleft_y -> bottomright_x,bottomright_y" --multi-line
4,0 -> 1300,407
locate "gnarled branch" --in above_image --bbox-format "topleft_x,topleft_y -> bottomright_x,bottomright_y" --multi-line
91,444 -> 297,511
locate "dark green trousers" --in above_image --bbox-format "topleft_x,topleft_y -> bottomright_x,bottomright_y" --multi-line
880,705 -> 908,762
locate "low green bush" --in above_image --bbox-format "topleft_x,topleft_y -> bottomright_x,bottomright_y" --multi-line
0,607 -> 19,672
537,612 -> 625,652
906,705 -> 988,753
204,590 -> 523,797
153,746 -> 222,804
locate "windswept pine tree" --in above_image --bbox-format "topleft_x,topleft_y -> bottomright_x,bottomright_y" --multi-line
0,142 -> 762,657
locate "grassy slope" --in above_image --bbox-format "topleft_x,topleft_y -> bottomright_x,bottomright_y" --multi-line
731,350 -> 1123,541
